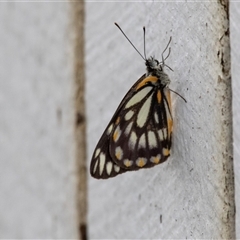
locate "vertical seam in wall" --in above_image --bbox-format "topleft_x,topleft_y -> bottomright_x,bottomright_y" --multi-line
71,1 -> 87,240
218,0 -> 235,238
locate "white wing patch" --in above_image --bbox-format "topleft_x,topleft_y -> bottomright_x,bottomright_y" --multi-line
148,131 -> 157,148
114,165 -> 120,173
115,146 -> 123,160
138,133 -> 146,148
163,128 -> 167,139
113,126 -> 122,142
125,121 -> 133,136
137,93 -> 153,128
129,131 -> 137,149
93,160 -> 98,174
107,124 -> 114,135
154,112 -> 159,124
158,129 -> 164,141
94,148 -> 101,158
106,161 -> 113,175
125,110 -> 134,120
125,86 -> 152,109
99,153 -> 106,176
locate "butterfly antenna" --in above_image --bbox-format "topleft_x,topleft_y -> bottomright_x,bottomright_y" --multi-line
115,22 -> 145,61
165,64 -> 174,72
143,26 -> 147,60
161,36 -> 172,65
169,88 -> 187,103
164,46 -> 171,62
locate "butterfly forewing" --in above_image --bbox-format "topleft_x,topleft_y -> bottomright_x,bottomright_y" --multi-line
109,77 -> 172,171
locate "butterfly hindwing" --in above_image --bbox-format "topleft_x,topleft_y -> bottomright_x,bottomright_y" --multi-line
90,74 -> 147,179
90,135 -> 126,179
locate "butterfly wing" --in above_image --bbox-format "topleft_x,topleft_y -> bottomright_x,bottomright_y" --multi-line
90,74 -> 173,179
90,133 -> 126,179
90,74 -> 147,179
109,76 -> 173,170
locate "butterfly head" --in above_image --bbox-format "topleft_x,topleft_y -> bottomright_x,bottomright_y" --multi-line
145,57 -> 170,86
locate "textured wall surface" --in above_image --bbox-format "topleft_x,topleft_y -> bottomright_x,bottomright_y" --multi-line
230,1 -> 240,238
86,2 -> 235,239
0,2 -> 82,238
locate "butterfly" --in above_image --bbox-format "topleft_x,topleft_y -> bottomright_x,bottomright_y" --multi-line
90,23 -> 186,179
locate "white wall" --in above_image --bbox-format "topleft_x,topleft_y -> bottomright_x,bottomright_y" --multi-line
0,2 -> 81,238
0,1 -> 236,238
86,1 -> 235,239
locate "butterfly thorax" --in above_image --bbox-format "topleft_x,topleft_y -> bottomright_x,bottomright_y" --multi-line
145,57 -> 170,87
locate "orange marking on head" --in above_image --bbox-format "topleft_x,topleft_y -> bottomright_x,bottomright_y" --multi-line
136,76 -> 158,90
157,90 -> 162,103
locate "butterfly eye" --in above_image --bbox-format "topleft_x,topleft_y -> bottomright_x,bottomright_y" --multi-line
155,59 -> 159,65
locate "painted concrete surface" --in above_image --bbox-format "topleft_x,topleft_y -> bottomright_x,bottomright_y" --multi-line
86,2 -> 234,239
0,2 -> 79,238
